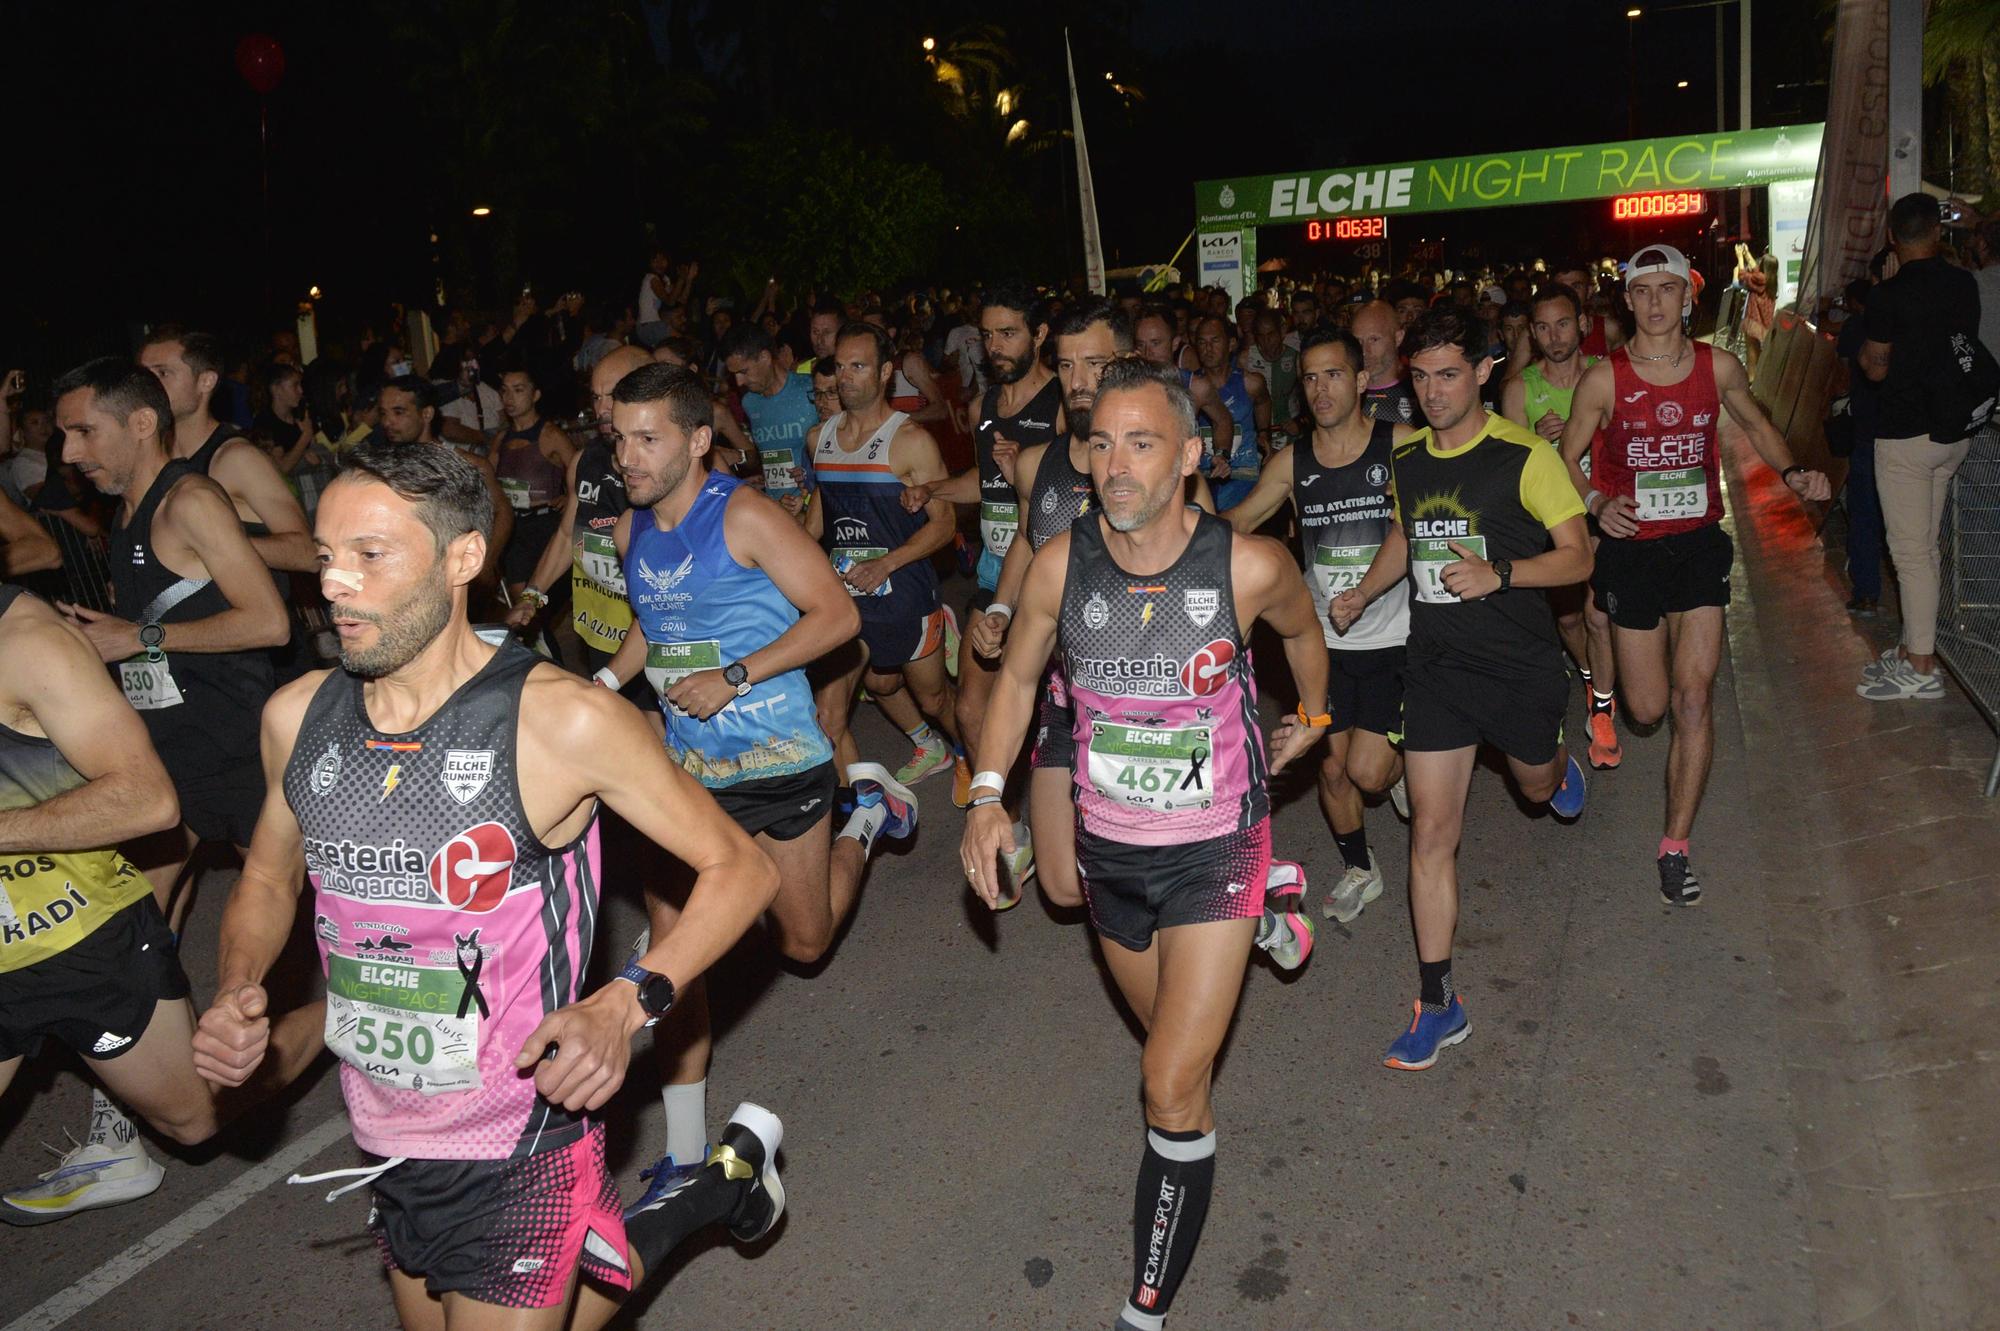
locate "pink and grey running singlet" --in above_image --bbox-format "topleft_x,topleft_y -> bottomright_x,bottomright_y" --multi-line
1059,511 -> 1268,845
283,641 -> 602,1160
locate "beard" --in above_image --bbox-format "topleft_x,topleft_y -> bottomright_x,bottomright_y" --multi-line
339,564 -> 454,677
1102,473 -> 1178,533
985,351 -> 1031,385
1067,397 -> 1094,441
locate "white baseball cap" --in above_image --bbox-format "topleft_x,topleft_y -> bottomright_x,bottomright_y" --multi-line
1626,244 -> 1692,284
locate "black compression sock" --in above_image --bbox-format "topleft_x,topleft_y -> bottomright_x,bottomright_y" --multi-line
1125,1126 -> 1216,1326
1332,825 -> 1369,872
624,1162 -> 747,1275
1418,958 -> 1454,1010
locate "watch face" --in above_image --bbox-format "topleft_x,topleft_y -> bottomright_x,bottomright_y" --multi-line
139,623 -> 164,647
638,972 -> 676,1016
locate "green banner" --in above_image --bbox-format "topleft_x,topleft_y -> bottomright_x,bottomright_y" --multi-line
1196,123 -> 1823,228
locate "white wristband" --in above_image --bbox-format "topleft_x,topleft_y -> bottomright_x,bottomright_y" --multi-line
970,769 -> 1006,797
985,603 -> 1013,620
592,667 -> 619,689
1585,489 -> 1606,516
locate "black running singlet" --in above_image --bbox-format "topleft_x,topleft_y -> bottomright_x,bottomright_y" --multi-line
1026,437 -> 1095,552
975,377 -> 1064,574
1293,419 -> 1408,651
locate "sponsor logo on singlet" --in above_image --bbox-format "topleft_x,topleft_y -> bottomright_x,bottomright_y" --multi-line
303,823 -> 517,913
1180,639 -> 1235,696
1655,401 -> 1684,427
311,743 -> 342,794
833,516 -> 871,546
441,750 -> 495,805
1184,588 -> 1219,628
426,822 -> 518,914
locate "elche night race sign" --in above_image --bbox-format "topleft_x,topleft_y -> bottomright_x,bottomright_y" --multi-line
1197,124 -> 1822,227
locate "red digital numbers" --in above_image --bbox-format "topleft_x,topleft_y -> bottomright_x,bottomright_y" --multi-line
1305,217 -> 1387,242
1611,191 -> 1706,221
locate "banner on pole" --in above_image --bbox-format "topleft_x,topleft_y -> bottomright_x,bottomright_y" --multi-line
1065,32 -> 1106,297
1794,1 -> 1889,315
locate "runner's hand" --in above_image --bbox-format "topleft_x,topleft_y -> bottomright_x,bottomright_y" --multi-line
960,802 -> 1015,909
193,984 -> 271,1088
1268,714 -> 1327,773
504,600 -> 538,629
54,602 -> 139,662
1785,468 -> 1833,503
900,482 -> 936,513
1209,455 -> 1231,482
777,492 -> 806,517
667,668 -> 738,721
842,556 -> 893,595
1596,495 -> 1641,539
1441,541 -> 1499,599
1329,587 -> 1366,632
1534,410 -> 1564,442
515,990 -> 638,1114
968,611 -> 1010,659
990,432 -> 1020,483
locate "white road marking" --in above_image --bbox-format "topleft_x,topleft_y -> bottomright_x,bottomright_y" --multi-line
3,1113 -> 352,1331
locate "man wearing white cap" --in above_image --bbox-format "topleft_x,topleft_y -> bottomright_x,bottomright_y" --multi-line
1557,245 -> 1829,907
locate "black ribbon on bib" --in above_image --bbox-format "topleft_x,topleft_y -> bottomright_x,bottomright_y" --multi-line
1181,746 -> 1210,792
456,941 -> 489,1020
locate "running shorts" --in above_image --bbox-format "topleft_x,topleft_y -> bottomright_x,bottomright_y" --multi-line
1402,659 -> 1567,767
369,1123 -> 632,1309
859,605 -> 949,668
1328,645 -> 1405,737
1076,817 -> 1271,952
0,897 -> 190,1062
710,761 -> 838,842
1030,666 -> 1074,770
1592,524 -> 1732,631
174,765 -> 265,848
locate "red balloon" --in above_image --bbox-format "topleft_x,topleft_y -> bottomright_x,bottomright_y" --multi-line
235,33 -> 285,96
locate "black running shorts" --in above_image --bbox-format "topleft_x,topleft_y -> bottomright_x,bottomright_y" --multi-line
0,898 -> 190,1063
710,761 -> 838,842
1592,524 -> 1733,631
1401,659 -> 1567,767
174,766 -> 265,848
1076,818 -> 1271,953
1029,668 -> 1074,770
1328,645 -> 1406,737
858,606 -> 948,668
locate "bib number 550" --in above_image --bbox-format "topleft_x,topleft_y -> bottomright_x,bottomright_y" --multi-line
352,1015 -> 435,1065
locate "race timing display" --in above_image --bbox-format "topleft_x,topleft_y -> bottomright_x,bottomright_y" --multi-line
1305,217 -> 1387,242
1612,191 -> 1707,221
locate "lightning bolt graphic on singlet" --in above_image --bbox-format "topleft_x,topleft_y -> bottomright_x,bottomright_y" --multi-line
380,764 -> 401,801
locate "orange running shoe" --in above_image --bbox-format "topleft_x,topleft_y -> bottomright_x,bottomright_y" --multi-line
1586,704 -> 1621,770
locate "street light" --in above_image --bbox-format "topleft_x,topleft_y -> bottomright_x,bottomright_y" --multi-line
471,206 -> 492,217
922,36 -> 935,52
1677,79 -> 1691,87
1626,6 -> 1642,15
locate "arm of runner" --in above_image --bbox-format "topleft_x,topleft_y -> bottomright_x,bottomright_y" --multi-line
513,676 -> 779,1112
710,409 -> 752,474
469,452 -> 514,582
962,531 -> 1065,908
212,438 -> 318,572
901,464 -> 980,512
1560,362 -> 1640,535
592,514 -> 648,688
1236,533 -> 1330,774
507,448 -> 583,627
843,422 -> 952,595
1248,369 -> 1272,445
1442,446 -> 1594,596
0,599 -> 179,852
1714,347 -> 1832,501
0,487 -> 59,574
1191,376 -> 1233,473
196,674 -> 319,1087
540,420 -> 579,473
1331,521 -> 1409,633
1498,373 -> 1529,427
901,353 -> 951,426
1221,444 -> 1294,533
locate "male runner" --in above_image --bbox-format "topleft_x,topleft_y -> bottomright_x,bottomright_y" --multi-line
1352,301 -> 1420,426
1185,315 -> 1270,510
1500,283 -> 1621,768
897,281 -> 1063,803
963,358 -> 1329,1331
1240,310 -> 1302,444
721,326 -> 820,514
138,326 -> 316,574
1224,328 -> 1413,923
807,323 -> 963,787
380,376 -> 514,589
1338,308 -> 1591,1071
0,584 -> 319,1223
1134,310 -> 1234,471
1559,245 -> 1828,905
492,362 -> 579,603
194,442 -> 787,1331
597,364 -> 911,1199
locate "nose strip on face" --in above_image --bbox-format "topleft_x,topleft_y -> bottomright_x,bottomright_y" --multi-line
322,567 -> 364,593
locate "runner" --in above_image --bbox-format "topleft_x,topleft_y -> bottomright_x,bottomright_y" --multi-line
194,441 -> 786,1331
596,363 -> 911,1203
1352,301 -> 1420,426
897,281 -> 1063,806
0,583 -> 320,1224
1240,309 -> 1302,445
1500,282 -> 1622,769
1338,307 -> 1591,1071
1185,315 -> 1270,510
720,325 -> 819,515
379,375 -> 514,592
807,322 -> 964,790
492,361 -> 579,604
1559,245 -> 1828,906
1134,309 -> 1235,474
963,357 -> 1329,1331
1222,328 -> 1414,924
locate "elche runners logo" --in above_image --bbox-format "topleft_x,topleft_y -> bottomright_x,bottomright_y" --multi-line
427,822 -> 518,913
1180,639 -> 1236,696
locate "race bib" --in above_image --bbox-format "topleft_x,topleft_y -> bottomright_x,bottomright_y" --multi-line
1411,534 -> 1487,605
979,500 -> 1018,559
1635,467 -> 1708,522
1312,543 -> 1379,602
575,531 -> 625,597
499,476 -> 531,513
1086,720 -> 1213,814
118,656 -> 184,711
324,953 -> 481,1096
644,639 -> 723,710
832,547 -> 892,597
760,448 -> 801,496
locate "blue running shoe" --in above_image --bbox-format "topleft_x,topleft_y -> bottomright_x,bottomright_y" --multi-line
622,1151 -> 706,1223
1548,753 -> 1587,821
1383,997 -> 1470,1071
845,762 -> 919,841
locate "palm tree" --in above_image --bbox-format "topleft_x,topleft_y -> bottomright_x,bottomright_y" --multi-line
1925,0 -> 2000,198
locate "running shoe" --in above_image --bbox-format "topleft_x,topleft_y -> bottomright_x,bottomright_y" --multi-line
1323,853 -> 1384,924
716,1102 -> 786,1242
994,823 -> 1036,910
1388,775 -> 1410,821
1255,861 -> 1313,970
846,762 -> 919,842
1,1135 -> 164,1226
1859,644 -> 1905,680
1548,753 -> 1587,820
1586,704 -> 1622,770
1383,997 -> 1470,1071
1856,659 -> 1945,701
894,741 -> 954,787
1845,596 -> 1878,619
951,753 -> 974,809
622,1152 -> 707,1223
1657,852 -> 1704,907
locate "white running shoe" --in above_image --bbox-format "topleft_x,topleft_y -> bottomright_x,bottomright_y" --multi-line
1856,659 -> 1944,701
0,1135 -> 164,1226
1323,854 -> 1385,923
1388,775 -> 1409,820
1858,644 -> 1905,681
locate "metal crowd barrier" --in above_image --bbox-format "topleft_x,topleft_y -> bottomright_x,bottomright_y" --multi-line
1936,426 -> 2000,796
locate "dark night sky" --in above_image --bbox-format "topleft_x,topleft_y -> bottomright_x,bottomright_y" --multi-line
1,0 -> 1826,377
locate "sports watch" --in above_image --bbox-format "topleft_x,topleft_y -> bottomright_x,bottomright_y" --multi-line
138,622 -> 166,661
723,661 -> 752,696
618,961 -> 676,1027
1491,558 -> 1513,593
